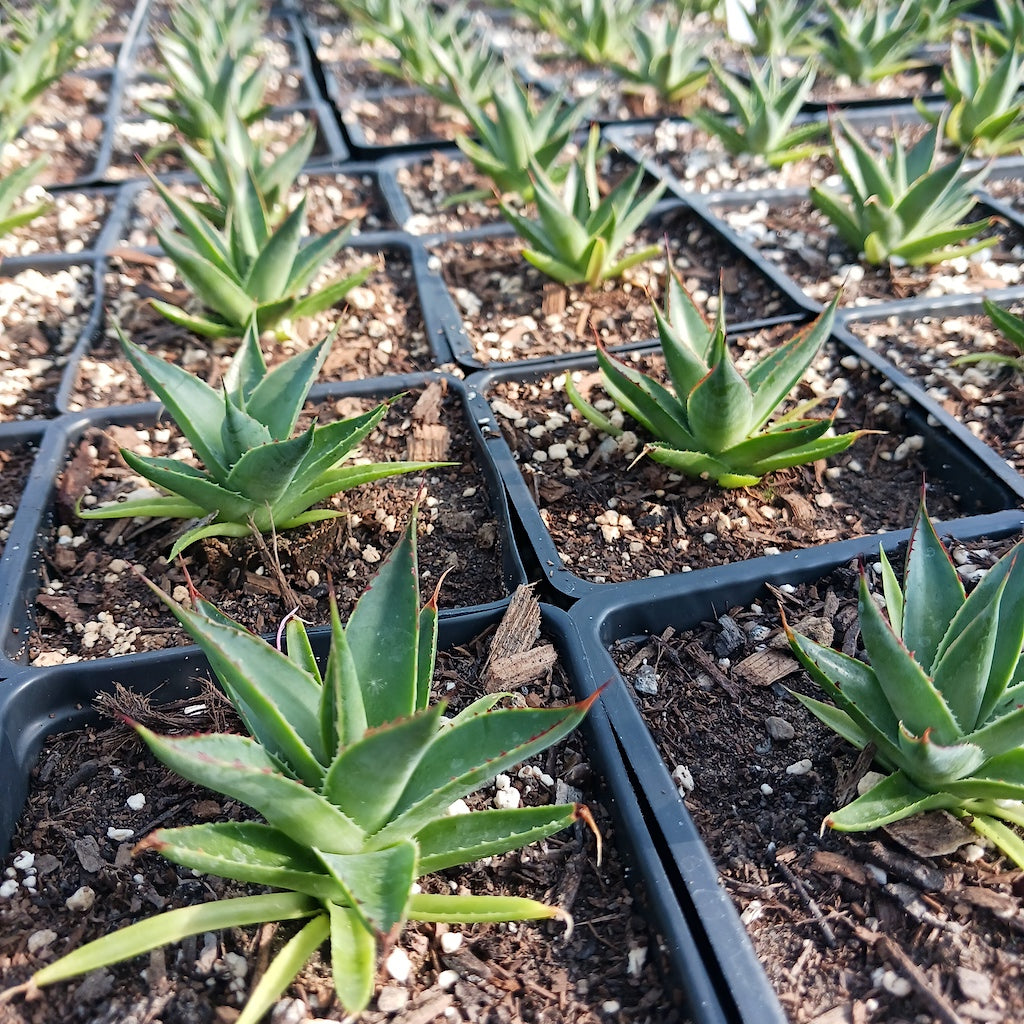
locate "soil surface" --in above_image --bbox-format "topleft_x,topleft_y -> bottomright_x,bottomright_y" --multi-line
0,442 -> 38,560
26,383 -> 509,665
431,204 -> 797,366
716,198 -> 1024,308
486,336 -> 989,584
848,308 -> 1024,474
609,536 -> 1024,1024
0,191 -> 112,261
0,617 -> 683,1024
343,92 -> 474,151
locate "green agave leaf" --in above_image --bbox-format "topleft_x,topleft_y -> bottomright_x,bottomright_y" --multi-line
826,770 -> 957,832
965,699 -> 1024,760
223,318 -> 269,403
118,452 -> 253,522
858,570 -> 961,744
243,194 -> 305,302
245,334 -> 332,440
789,691 -> 877,757
520,247 -> 590,286
236,914 -> 330,1024
894,223 -> 996,266
147,171 -> 233,276
315,841 -> 417,933
146,299 -> 240,339
286,222 -> 354,296
941,747 -> 1024,800
328,903 -> 377,1014
157,230 -> 254,327
961,813 -> 1024,869
135,727 -> 362,854
288,264 -> 374,322
603,243 -> 663,282
151,585 -> 326,777
77,492 -> 205,522
224,425 -> 316,506
417,581 -> 441,712
416,804 -> 579,873
119,331 -> 229,478
288,402 -> 390,490
408,893 -> 561,923
879,546 -> 904,637
346,514 -> 420,729
644,443 -> 760,487
137,822 -> 343,901
713,416 -> 831,469
564,373 -> 623,437
168,520 -> 253,561
220,392 -> 273,464
685,339 -> 754,454
744,430 -> 873,476
322,705 -> 445,833
32,892 -> 317,989
320,593 -> 367,753
901,496 -> 965,673
376,691 -> 600,845
895,725 -> 986,789
809,185 -> 866,253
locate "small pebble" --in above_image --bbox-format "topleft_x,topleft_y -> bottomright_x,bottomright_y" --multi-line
377,986 -> 409,1013
12,852 -> 33,872
0,879 -> 17,898
440,932 -> 463,954
126,793 -> 146,811
385,947 -> 411,983
107,827 -> 134,841
785,759 -> 812,776
27,929 -> 57,954
66,885 -> 96,912
633,663 -> 658,695
437,969 -> 459,991
765,717 -> 795,742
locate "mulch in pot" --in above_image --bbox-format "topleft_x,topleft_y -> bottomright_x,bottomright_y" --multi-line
343,93 -> 473,150
0,620 -> 683,1024
848,307 -> 1024,474
488,338 -> 974,583
717,197 -> 1024,307
0,265 -> 94,423
431,205 -> 795,365
609,539 -> 1024,1024
0,190 -> 112,260
0,441 -> 38,559
28,384 -> 507,665
74,245 -> 433,410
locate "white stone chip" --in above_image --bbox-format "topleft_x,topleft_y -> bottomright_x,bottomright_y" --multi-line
27,929 -> 58,954
107,827 -> 135,841
385,946 -> 411,983
440,931 -> 463,954
66,886 -> 96,912
126,793 -> 146,811
785,759 -> 812,776
0,879 -> 17,898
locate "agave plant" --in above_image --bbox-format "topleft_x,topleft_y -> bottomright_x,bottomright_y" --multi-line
975,0 -> 1024,55
611,16 -> 709,107
146,163 -> 368,338
817,0 -> 927,84
565,272 -> 871,487
5,512 -> 597,1020
452,71 -> 591,202
809,114 -> 994,266
139,0 -> 270,147
498,127 -> 666,288
739,0 -> 823,58
506,0 -> 645,65
78,320 -> 438,558
950,297 -> 1024,374
691,58 -> 825,166
787,495 -> 1024,867
0,157 -> 49,240
916,34 -> 1024,158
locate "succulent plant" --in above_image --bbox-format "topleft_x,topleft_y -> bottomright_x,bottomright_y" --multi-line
691,58 -> 825,166
975,0 -> 1024,55
498,127 -> 666,288
611,16 -> 709,107
787,495 -> 1024,867
917,34 -> 1024,158
0,157 -> 49,240
817,0 -> 927,84
809,114 -> 995,266
452,71 -> 591,202
507,0 -> 646,65
950,297 -> 1024,374
78,321 -> 438,558
739,0 -> 823,58
565,271 -> 871,487
146,163 -> 368,338
9,512 -> 598,1020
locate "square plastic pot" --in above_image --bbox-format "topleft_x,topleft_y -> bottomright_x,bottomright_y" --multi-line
0,372 -> 526,676
564,507 -> 1024,1024
0,603 -> 732,1024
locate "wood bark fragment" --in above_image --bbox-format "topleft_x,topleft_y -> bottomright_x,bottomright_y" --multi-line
482,585 -> 556,691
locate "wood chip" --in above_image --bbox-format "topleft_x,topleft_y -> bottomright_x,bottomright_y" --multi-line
411,379 -> 446,424
482,585 -> 556,691
780,490 -> 816,523
36,592 -> 87,624
407,423 -> 451,462
882,811 -> 978,859
734,647 -> 800,686
810,851 -> 869,887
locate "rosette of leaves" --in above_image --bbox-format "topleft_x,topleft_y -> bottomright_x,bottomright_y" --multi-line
139,0 -> 270,148
975,0 -> 1024,55
916,35 -> 1024,158
4,513 -> 598,1021
817,0 -> 927,84
565,272 -> 871,487
739,0 -> 823,58
809,114 -> 994,266
611,16 -> 709,107
146,165 -> 369,338
498,127 -> 666,288
0,158 -> 49,240
691,58 -> 825,166
505,0 -> 645,65
78,321 -> 439,558
786,496 -> 1024,867
950,297 -> 1024,374
452,72 -> 591,202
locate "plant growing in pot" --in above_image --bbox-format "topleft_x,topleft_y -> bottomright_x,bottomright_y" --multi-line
0,511 -> 600,1021
787,494 -> 1024,866
0,158 -> 50,241
77,319 -> 440,559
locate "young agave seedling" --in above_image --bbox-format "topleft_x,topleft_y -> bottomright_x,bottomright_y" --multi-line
146,163 -> 368,338
565,272 -> 870,487
452,72 -> 591,202
508,0 -> 644,66
78,320 -> 439,558
817,0 -> 927,84
787,495 -> 1024,867
809,115 -> 994,266
498,127 -> 666,289
740,0 -> 823,58
950,297 -> 1024,374
0,158 -> 50,240
3,512 -> 598,1020
916,35 -> 1024,158
975,0 -> 1024,56
611,17 -> 709,107
691,58 -> 825,166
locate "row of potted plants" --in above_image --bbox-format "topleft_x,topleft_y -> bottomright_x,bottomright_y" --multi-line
2,0 -> 1024,1021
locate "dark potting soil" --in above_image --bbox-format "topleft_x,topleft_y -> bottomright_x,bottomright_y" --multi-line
0,442 -> 38,560
27,384 -> 507,665
0,622 -> 683,1024
487,337 -> 974,584
609,538 -> 1024,1024
343,93 -> 474,150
